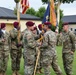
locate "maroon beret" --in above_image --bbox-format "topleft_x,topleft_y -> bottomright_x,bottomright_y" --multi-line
13,22 -> 19,28
33,26 -> 37,30
62,22 -> 69,26
1,23 -> 6,29
38,24 -> 42,29
26,21 -> 35,27
44,22 -> 51,26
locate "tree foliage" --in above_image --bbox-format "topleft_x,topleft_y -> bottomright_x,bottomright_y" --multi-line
26,8 -> 36,16
35,7 -> 46,19
41,0 -> 75,4
14,0 -> 20,3
26,7 -> 46,19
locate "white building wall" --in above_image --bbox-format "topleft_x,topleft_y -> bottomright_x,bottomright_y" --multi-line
0,19 -> 41,32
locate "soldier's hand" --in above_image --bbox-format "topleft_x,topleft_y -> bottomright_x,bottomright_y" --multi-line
70,51 -> 74,55
2,39 -> 5,42
37,42 -> 42,46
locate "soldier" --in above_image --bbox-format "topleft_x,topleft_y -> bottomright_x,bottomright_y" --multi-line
38,24 -> 42,34
23,21 -> 41,75
0,23 -> 10,75
62,23 -> 75,75
32,26 -> 43,74
40,22 -> 62,75
55,29 -> 60,46
9,22 -> 22,75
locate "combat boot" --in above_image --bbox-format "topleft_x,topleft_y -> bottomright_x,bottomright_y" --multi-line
0,72 -> 2,75
39,69 -> 43,73
2,72 -> 6,75
36,70 -> 41,74
12,71 -> 16,75
16,71 -> 21,75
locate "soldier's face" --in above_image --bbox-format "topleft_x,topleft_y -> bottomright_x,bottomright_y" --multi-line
44,25 -> 47,30
32,30 -> 37,34
63,25 -> 69,31
2,27 -> 6,30
30,26 -> 34,31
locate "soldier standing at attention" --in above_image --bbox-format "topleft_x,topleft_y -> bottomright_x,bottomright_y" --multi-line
62,23 -> 75,75
23,21 -> 41,75
40,22 -> 62,75
9,22 -> 22,75
0,23 -> 10,75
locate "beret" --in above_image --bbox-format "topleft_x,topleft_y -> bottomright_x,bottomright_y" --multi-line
62,22 -> 69,26
26,21 -> 35,26
1,23 -> 6,29
38,24 -> 42,29
44,22 -> 51,26
33,26 -> 37,30
13,22 -> 19,28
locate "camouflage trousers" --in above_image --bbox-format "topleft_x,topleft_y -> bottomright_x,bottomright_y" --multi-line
0,50 -> 9,72
41,54 -> 62,75
10,48 -> 22,71
23,52 -> 36,75
62,53 -> 74,75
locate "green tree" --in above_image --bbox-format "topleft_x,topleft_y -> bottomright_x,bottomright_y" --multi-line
26,8 -> 36,16
41,0 -> 75,3
14,0 -> 20,3
59,10 -> 63,32
35,7 -> 46,19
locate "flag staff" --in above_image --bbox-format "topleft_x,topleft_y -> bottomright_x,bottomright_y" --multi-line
16,0 -> 21,43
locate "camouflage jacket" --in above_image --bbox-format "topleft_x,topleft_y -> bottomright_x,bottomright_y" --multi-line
9,28 -> 22,49
0,31 -> 10,51
62,30 -> 75,53
41,30 -> 57,56
23,29 -> 37,54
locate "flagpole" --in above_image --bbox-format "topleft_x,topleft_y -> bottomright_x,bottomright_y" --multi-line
57,0 -> 61,32
17,1 -> 21,43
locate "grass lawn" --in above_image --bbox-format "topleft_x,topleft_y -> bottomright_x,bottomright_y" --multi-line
6,46 -> 76,75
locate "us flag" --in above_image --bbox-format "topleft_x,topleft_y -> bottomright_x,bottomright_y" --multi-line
21,0 -> 29,14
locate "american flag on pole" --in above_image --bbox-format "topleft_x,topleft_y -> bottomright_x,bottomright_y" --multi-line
21,0 -> 29,14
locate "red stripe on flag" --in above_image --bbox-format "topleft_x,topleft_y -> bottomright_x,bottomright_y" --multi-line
21,0 -> 29,14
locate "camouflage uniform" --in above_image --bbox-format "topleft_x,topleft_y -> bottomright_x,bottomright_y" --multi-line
33,31 -> 42,73
62,30 -> 75,75
40,30 -> 62,75
0,31 -> 10,74
23,29 -> 38,75
58,33 -> 62,46
9,28 -> 22,72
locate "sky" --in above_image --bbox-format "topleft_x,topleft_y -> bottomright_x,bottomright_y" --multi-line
0,0 -> 76,16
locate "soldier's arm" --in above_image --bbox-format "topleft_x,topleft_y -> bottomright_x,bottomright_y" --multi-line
0,37 -> 4,44
70,32 -> 76,52
40,33 -> 48,48
9,30 -> 18,39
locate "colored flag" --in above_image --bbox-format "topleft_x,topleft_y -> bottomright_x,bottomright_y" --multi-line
50,0 -> 56,26
42,3 -> 50,24
21,0 -> 29,14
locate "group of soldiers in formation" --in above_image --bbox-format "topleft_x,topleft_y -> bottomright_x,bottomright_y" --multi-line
0,21 -> 76,75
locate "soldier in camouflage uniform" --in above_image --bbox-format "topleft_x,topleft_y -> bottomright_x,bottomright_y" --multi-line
23,21 -> 41,75
62,23 -> 75,75
32,26 -> 43,74
40,22 -> 62,75
9,22 -> 22,75
0,23 -> 10,75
